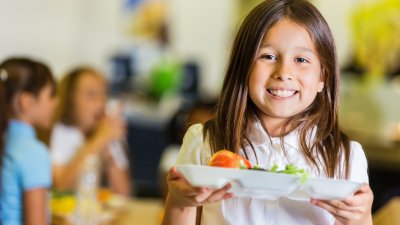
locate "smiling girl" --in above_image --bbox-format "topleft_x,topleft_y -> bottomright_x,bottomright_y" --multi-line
162,0 -> 373,225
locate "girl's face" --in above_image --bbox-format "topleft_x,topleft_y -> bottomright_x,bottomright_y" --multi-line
249,18 -> 324,122
73,72 -> 107,133
31,83 -> 58,129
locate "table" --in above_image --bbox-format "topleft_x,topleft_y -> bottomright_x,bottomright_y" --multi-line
373,197 -> 400,225
115,198 -> 164,225
52,198 -> 164,225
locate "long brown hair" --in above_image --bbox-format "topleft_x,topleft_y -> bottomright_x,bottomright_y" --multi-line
203,0 -> 351,179
0,58 -> 55,178
53,67 -> 99,126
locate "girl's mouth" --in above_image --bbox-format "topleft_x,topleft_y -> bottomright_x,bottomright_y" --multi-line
266,89 -> 298,99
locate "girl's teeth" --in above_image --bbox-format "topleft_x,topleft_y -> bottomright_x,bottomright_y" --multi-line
270,90 -> 296,97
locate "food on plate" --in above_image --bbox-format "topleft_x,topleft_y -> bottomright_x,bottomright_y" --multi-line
208,150 -> 252,169
250,164 -> 310,184
208,150 -> 309,183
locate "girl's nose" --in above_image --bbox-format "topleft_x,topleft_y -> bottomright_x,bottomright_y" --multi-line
274,61 -> 293,81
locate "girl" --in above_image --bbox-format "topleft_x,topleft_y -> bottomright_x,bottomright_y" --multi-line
49,67 -> 132,196
0,58 -> 58,225
162,0 -> 373,225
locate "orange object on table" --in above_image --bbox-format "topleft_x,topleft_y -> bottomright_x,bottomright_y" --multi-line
98,189 -> 112,202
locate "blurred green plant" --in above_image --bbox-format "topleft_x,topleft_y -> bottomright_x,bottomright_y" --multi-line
149,59 -> 182,99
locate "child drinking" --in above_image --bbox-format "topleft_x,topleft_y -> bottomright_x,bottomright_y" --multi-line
49,67 -> 131,196
162,0 -> 373,224
0,58 -> 58,225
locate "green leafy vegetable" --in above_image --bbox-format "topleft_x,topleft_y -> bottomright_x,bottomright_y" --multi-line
270,165 -> 278,172
253,164 -> 262,169
278,165 -> 310,184
239,159 -> 248,169
247,164 -> 309,184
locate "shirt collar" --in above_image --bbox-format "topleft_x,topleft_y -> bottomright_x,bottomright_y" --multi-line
7,120 -> 36,139
248,121 -> 315,147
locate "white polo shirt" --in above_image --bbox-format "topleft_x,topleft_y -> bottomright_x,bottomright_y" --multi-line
175,123 -> 369,225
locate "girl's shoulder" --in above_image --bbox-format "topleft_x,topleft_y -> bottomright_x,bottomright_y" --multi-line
9,139 -> 50,165
184,123 -> 204,140
176,124 -> 211,166
51,122 -> 83,139
6,134 -> 49,158
349,141 -> 367,160
50,122 -> 85,150
347,141 -> 368,184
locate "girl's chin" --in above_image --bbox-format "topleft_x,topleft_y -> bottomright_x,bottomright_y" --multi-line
260,110 -> 299,119
81,119 -> 97,130
270,114 -> 295,119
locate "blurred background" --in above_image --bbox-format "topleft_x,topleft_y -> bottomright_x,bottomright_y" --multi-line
1,0 -> 400,224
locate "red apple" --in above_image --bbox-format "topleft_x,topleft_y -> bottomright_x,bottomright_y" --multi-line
208,150 -> 252,169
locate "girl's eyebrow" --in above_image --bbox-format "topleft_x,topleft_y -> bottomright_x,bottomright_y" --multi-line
260,44 -> 275,49
260,44 -> 315,55
295,46 -> 315,55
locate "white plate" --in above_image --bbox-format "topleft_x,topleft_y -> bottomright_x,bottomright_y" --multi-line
177,165 -> 363,201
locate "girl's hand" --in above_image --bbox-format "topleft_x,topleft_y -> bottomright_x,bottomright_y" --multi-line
94,117 -> 126,143
311,183 -> 373,225
167,166 -> 234,209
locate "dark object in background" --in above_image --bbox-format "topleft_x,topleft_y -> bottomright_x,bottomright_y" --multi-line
127,123 -> 168,197
341,56 -> 400,79
165,101 -> 216,146
181,61 -> 199,98
341,57 -> 367,76
165,110 -> 187,146
109,55 -> 133,95
369,167 -> 400,213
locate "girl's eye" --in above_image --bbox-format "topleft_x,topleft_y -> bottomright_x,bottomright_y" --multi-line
295,58 -> 308,63
262,55 -> 277,60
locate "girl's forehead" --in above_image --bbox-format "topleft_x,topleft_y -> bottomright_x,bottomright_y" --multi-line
76,72 -> 106,88
260,18 -> 316,53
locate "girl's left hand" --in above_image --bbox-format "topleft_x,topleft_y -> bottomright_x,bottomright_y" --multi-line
310,183 -> 373,225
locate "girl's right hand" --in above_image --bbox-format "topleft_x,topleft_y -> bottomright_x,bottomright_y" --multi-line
167,166 -> 234,209
94,117 -> 126,143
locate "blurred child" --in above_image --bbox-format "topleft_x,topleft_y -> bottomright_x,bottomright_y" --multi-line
50,67 -> 132,196
159,102 -> 215,199
0,58 -> 58,225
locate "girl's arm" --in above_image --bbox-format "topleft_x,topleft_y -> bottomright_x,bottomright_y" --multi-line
161,166 -> 234,225
105,152 -> 132,196
162,195 -> 198,225
311,183 -> 373,225
53,136 -> 108,190
23,188 -> 47,225
53,118 -> 126,190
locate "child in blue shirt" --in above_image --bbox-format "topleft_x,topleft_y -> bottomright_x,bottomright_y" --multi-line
0,58 -> 58,225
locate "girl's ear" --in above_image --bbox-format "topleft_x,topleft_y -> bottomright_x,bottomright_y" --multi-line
317,68 -> 325,92
18,92 -> 35,115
